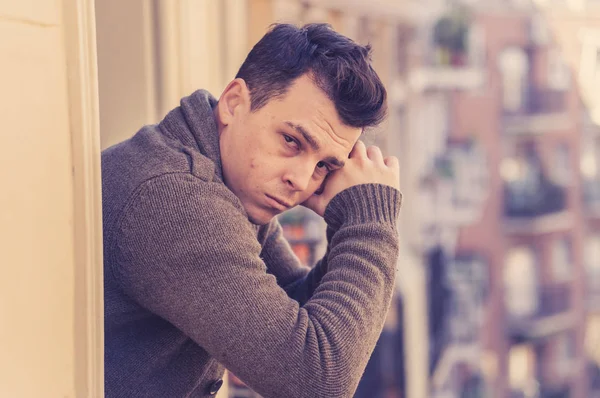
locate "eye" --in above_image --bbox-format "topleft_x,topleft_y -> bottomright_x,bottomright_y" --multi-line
316,161 -> 332,175
283,134 -> 299,150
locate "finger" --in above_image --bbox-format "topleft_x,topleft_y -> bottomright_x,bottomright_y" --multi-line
366,146 -> 384,164
349,140 -> 367,159
384,156 -> 399,168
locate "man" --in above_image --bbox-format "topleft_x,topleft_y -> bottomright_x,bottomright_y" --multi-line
103,23 -> 401,398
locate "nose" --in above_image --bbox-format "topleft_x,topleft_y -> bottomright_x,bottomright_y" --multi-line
283,163 -> 313,192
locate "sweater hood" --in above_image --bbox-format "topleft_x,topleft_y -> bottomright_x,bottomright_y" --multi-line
158,89 -> 224,182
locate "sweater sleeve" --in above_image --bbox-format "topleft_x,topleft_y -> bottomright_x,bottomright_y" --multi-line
110,174 -> 401,398
260,219 -> 329,306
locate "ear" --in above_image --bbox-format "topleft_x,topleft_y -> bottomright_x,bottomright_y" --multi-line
217,78 -> 250,127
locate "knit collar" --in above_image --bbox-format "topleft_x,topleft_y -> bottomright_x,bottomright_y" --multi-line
158,89 -> 224,182
158,89 -> 267,230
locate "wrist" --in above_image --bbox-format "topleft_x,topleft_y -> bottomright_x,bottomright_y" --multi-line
323,183 -> 402,232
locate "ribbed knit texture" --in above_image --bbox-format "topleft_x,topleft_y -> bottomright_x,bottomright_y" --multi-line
102,89 -> 402,398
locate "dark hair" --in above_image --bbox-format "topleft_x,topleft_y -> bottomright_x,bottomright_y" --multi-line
235,23 -> 387,129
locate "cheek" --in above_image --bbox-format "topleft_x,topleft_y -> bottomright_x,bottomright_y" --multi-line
245,156 -> 274,187
248,154 -> 268,171
308,179 -> 324,194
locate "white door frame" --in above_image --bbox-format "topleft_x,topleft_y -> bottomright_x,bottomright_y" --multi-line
63,0 -> 104,396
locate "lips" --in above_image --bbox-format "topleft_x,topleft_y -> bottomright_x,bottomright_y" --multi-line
265,194 -> 293,211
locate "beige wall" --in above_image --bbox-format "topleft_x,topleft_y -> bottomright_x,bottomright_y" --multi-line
96,0 -> 158,149
0,0 -> 102,396
0,0 -> 76,396
96,0 -> 249,150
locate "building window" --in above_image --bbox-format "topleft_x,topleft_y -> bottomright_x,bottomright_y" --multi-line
551,236 -> 573,281
552,142 -> 571,185
508,344 -> 536,392
449,140 -> 489,207
415,94 -> 449,174
581,135 -> 600,183
586,234 -> 600,287
581,31 -> 600,80
504,246 -> 539,317
555,332 -> 576,377
468,23 -> 486,67
530,14 -> 549,45
548,48 -> 571,91
578,29 -> 600,122
503,142 -> 545,212
499,47 -> 529,112
447,254 -> 489,341
396,25 -> 411,77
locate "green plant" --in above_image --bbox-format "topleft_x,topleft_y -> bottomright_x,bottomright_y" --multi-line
433,6 -> 471,54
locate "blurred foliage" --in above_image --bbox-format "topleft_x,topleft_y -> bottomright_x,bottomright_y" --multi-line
433,5 -> 471,54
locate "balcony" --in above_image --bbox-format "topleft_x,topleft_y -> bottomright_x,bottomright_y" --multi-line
503,178 -> 571,234
410,9 -> 485,93
409,64 -> 484,92
503,88 -> 572,135
507,284 -> 574,342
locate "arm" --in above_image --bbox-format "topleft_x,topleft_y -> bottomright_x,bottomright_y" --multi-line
110,175 -> 401,398
260,219 -> 330,306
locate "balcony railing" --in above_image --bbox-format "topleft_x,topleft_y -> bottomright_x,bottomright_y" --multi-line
410,46 -> 483,91
508,284 -> 572,341
536,284 -> 571,317
504,178 -> 566,218
524,87 -> 566,114
505,87 -> 567,116
503,87 -> 571,134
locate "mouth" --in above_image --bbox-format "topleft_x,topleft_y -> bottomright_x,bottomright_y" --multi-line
265,194 -> 293,211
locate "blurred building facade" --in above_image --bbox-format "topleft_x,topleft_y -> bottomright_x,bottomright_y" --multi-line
407,1 -> 600,397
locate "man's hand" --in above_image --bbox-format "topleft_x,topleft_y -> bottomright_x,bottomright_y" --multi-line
302,140 -> 399,217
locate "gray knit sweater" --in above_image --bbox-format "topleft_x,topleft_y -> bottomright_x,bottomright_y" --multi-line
102,90 -> 401,398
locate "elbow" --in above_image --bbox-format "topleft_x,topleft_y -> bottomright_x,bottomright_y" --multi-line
283,353 -> 366,398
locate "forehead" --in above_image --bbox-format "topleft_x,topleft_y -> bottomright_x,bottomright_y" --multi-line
261,75 -> 362,154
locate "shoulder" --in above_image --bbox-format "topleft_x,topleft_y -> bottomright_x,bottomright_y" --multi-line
129,173 -> 247,221
108,173 -> 258,269
108,174 -> 266,295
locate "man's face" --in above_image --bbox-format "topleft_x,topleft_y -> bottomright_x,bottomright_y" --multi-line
218,74 -> 362,225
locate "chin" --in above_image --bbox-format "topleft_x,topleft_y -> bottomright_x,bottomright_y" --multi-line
248,214 -> 275,226
246,208 -> 277,226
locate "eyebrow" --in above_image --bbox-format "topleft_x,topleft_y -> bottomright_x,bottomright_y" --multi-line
284,121 -> 346,168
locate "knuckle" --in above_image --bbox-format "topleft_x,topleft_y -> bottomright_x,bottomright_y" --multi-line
385,156 -> 399,165
366,147 -> 383,161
